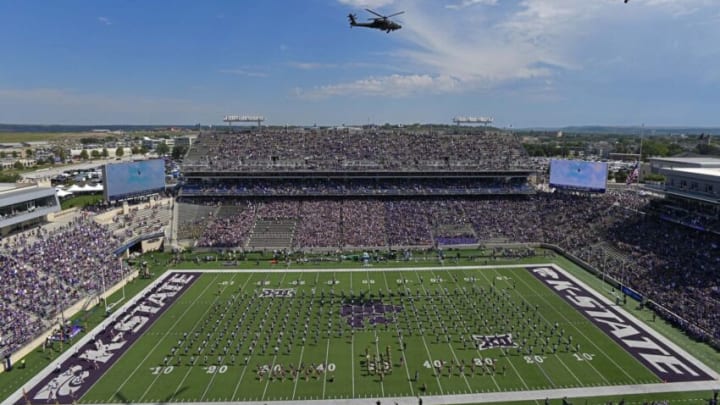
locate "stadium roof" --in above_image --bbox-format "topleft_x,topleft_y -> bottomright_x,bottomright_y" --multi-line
667,167 -> 720,179
0,186 -> 56,207
0,183 -> 17,192
650,157 -> 720,167
664,188 -> 720,205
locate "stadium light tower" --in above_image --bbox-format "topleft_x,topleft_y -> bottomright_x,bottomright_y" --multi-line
453,116 -> 494,127
223,115 -> 265,128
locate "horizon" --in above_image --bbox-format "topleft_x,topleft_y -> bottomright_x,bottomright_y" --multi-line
2,0 -> 720,127
4,123 -> 720,133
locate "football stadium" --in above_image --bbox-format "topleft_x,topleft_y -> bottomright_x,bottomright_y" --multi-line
1,128 -> 719,405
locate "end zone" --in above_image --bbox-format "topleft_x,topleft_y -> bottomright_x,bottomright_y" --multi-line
528,264 -> 718,383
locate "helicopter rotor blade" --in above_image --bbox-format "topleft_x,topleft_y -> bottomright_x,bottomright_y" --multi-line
365,8 -> 385,18
385,11 -> 405,18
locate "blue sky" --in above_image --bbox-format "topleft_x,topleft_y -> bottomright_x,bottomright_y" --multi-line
1,0 -> 719,127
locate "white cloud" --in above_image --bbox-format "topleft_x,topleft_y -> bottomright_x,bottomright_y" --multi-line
218,68 -> 268,78
445,0 -> 497,10
288,62 -> 339,70
338,0 -> 396,9
297,74 -> 461,99
641,0 -> 714,17
97,16 -> 112,26
287,61 -> 404,71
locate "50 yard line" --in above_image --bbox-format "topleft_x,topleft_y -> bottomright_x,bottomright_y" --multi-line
321,337 -> 331,399
349,271 -> 355,398
367,267 -> 385,397
380,270 -> 415,396
320,271 -> 336,400
258,271 -> 290,402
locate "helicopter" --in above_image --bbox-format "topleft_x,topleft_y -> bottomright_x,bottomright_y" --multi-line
348,9 -> 404,33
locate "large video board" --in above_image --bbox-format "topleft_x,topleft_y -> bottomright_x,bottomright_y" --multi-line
549,159 -> 608,193
103,159 -> 166,201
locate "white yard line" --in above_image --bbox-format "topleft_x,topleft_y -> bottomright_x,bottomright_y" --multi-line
321,338 -> 331,399
411,269 -> 445,396
500,346 -> 531,390
372,329 -> 385,397
291,346 -> 306,400
260,353 -> 281,401
349,271 -> 355,398
367,267 -> 385,397
320,271 -> 337,399
350,334 -> 356,398
380,271 -> 415,396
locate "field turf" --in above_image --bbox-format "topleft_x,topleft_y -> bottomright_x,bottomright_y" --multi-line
78,265 -> 661,403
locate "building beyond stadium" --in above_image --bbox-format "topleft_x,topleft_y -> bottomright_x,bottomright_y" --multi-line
0,183 -> 60,236
650,157 -> 720,203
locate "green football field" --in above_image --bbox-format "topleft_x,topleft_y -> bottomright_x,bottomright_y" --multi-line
77,265 -> 665,403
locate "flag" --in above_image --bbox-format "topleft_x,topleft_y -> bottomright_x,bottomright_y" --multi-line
626,162 -> 640,185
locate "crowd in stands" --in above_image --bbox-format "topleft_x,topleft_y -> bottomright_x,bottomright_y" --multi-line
594,213 -> 719,346
652,202 -> 720,233
196,202 -> 255,248
0,216 -> 124,357
183,130 -> 531,172
295,200 -> 342,248
341,200 -> 387,247
180,178 -> 532,197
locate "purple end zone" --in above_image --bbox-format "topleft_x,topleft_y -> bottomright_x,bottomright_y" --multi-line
527,266 -> 712,383
17,272 -> 200,404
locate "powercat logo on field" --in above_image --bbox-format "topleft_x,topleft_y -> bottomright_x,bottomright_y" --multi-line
528,266 -> 711,383
18,273 -> 198,405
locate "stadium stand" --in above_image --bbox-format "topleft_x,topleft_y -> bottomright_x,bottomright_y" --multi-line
0,217 -> 123,357
182,129 -> 531,172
